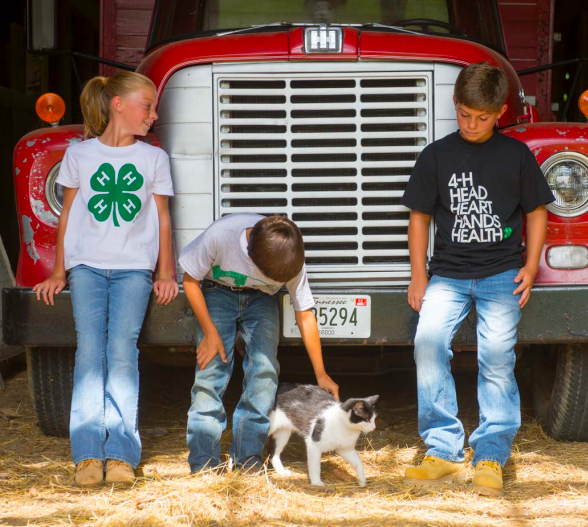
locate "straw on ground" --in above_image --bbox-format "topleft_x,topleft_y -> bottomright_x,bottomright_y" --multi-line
1,362 -> 587,527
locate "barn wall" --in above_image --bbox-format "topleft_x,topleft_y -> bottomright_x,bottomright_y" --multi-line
100,0 -> 156,76
498,0 -> 555,120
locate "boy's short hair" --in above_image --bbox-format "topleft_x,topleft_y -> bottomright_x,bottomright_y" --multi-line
248,216 -> 305,283
454,62 -> 509,112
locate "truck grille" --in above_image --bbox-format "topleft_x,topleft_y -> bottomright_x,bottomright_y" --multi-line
216,73 -> 432,283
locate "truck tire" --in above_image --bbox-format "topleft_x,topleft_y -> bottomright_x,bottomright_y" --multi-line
27,347 -> 75,437
531,343 -> 588,440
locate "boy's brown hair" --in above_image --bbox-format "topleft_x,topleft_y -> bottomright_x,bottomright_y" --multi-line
248,216 -> 305,283
454,62 -> 509,112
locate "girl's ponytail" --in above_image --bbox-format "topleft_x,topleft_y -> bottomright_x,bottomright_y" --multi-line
79,72 -> 157,138
80,76 -> 110,138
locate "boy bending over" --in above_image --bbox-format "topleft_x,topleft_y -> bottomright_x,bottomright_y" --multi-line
401,62 -> 554,496
180,213 -> 339,473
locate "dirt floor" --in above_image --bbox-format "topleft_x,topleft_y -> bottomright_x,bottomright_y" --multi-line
1,352 -> 588,527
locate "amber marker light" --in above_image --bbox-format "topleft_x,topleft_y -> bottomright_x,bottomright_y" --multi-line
35,93 -> 66,124
579,90 -> 588,119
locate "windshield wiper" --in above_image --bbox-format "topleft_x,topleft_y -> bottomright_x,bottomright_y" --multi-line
216,22 -> 296,37
216,22 -> 423,39
361,23 -> 422,36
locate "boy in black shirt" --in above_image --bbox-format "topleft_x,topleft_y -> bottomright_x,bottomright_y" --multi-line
401,62 -> 554,496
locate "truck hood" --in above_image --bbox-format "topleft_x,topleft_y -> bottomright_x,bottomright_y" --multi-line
138,27 -> 524,125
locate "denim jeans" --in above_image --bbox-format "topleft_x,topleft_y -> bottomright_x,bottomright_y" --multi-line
413,269 -> 522,467
187,283 -> 280,473
69,264 -> 152,468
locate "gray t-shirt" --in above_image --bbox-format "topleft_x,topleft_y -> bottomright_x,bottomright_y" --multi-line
179,213 -> 315,311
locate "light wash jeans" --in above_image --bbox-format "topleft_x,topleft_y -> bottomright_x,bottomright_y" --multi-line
69,264 -> 152,468
187,282 -> 280,473
413,269 -> 522,467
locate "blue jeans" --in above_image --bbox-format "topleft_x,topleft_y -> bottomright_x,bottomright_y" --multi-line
187,283 -> 280,473
413,269 -> 522,467
69,265 -> 152,468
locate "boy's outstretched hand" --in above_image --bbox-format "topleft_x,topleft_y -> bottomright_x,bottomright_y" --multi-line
154,277 -> 179,305
196,330 -> 227,370
513,264 -> 538,308
407,275 -> 428,312
317,372 -> 339,401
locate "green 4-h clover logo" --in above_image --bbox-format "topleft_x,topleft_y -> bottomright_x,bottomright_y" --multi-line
88,163 -> 144,227
504,226 -> 513,239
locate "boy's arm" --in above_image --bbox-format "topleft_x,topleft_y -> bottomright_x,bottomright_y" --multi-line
183,273 -> 227,369
295,309 -> 340,400
33,187 -> 78,305
514,205 -> 548,308
153,194 -> 179,305
407,210 -> 432,312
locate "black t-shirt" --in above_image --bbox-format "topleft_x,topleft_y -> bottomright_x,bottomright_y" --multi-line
401,131 -> 555,279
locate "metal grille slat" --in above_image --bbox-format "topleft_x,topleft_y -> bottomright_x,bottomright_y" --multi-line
216,72 -> 432,282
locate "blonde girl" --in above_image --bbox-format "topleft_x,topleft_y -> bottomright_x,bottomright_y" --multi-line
33,71 -> 178,486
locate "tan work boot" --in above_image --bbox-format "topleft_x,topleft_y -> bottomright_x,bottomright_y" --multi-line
74,459 -> 104,487
105,459 -> 136,485
473,460 -> 504,497
403,455 -> 466,487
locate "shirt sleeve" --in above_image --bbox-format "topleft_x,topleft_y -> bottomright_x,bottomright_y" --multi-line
285,264 -> 315,311
401,144 -> 438,215
520,146 -> 555,213
178,229 -> 216,280
55,149 -> 80,188
152,148 -> 174,196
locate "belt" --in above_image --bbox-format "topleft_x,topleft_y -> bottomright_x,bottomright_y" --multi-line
202,279 -> 247,292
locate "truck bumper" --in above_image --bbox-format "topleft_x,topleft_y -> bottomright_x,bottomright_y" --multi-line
3,286 -> 588,347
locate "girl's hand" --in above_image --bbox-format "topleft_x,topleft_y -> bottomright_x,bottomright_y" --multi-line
317,372 -> 340,401
32,274 -> 67,306
153,277 -> 179,305
196,330 -> 227,370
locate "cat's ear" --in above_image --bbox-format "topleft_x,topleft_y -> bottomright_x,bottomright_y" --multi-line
352,401 -> 370,420
365,395 -> 379,407
340,398 -> 358,412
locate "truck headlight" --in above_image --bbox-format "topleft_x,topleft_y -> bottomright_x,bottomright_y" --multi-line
542,152 -> 588,217
45,161 -> 64,216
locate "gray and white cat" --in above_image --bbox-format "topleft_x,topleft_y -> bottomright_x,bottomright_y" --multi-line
268,384 -> 379,487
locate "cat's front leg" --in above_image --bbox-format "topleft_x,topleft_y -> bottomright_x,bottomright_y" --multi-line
306,444 -> 324,487
336,448 -> 366,487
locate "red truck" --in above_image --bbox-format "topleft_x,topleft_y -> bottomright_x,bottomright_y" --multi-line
4,0 -> 588,442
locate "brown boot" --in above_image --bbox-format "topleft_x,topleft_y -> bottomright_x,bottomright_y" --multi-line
105,459 -> 136,485
75,459 -> 104,487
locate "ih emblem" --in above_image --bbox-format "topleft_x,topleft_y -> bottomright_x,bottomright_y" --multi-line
88,163 -> 144,226
304,26 -> 343,53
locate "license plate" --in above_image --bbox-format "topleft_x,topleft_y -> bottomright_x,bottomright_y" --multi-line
283,295 -> 371,339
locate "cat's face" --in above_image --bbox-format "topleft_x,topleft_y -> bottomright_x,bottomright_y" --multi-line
343,395 -> 379,433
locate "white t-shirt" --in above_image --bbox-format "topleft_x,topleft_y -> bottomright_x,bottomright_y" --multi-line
56,138 -> 174,271
179,213 -> 315,311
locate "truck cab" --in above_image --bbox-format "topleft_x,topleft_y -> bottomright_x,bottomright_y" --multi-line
4,0 -> 588,441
